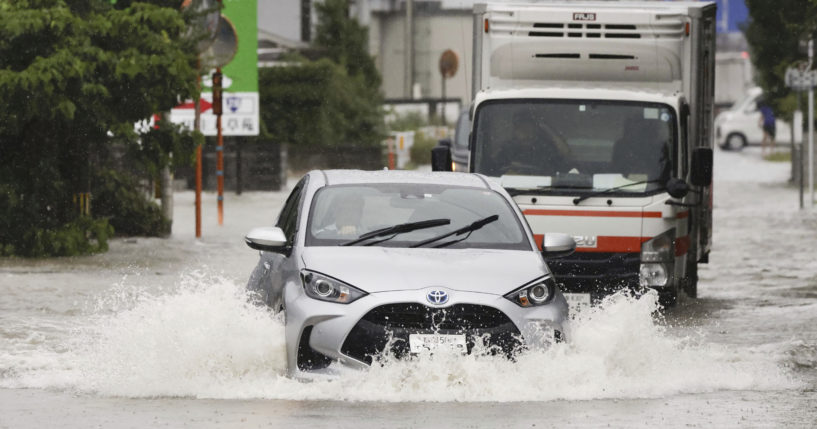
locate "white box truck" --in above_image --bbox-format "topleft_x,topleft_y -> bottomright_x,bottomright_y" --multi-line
432,2 -> 716,306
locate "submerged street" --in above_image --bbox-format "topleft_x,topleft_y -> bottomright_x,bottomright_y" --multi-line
1,147 -> 816,428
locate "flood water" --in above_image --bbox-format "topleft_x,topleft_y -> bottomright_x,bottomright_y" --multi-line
1,148 -> 816,428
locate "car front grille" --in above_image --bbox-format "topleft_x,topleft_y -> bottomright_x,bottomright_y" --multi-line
362,303 -> 513,330
341,303 -> 522,365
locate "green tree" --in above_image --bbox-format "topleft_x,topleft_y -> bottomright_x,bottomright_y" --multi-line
0,0 -> 200,256
259,0 -> 384,149
313,0 -> 382,89
745,0 -> 817,115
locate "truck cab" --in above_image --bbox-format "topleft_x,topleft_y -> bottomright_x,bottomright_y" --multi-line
433,2 -> 716,307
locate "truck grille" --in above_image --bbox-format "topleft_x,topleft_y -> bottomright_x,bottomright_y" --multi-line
341,304 -> 522,365
548,252 -> 641,295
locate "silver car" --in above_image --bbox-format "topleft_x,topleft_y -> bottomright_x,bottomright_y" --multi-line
245,170 -> 574,375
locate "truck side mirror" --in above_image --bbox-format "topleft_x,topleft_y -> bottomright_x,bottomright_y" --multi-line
431,141 -> 453,172
691,147 -> 713,186
665,178 -> 689,199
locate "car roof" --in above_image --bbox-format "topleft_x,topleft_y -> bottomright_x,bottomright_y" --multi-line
312,169 -> 494,190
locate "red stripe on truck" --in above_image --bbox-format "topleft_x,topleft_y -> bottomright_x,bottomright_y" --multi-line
535,235 -> 650,253
524,209 -> 662,218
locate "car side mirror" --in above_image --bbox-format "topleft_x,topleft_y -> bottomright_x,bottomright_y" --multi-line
541,233 -> 576,259
245,226 -> 288,252
431,142 -> 452,172
691,147 -> 713,187
665,178 -> 689,199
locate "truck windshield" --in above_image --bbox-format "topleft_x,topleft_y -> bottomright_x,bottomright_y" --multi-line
472,100 -> 677,195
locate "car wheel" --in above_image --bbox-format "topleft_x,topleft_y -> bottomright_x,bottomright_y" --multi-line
724,133 -> 746,151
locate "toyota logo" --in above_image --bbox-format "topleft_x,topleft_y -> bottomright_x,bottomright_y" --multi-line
426,290 -> 449,305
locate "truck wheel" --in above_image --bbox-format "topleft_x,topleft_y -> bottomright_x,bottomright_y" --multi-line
657,287 -> 678,309
724,133 -> 746,151
684,259 -> 698,299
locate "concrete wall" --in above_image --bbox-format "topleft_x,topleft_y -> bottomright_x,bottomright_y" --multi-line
258,0 -> 302,42
371,10 -> 472,106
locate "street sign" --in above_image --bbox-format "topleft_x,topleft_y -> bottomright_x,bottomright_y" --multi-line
439,49 -> 459,79
785,67 -> 817,91
200,14 -> 238,69
171,0 -> 258,136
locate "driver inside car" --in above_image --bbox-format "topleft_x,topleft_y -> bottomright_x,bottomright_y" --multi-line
315,195 -> 365,237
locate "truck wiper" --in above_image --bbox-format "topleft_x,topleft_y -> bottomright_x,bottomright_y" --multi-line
572,179 -> 663,205
506,185 -> 590,196
506,186 -> 554,196
410,215 -> 499,248
340,218 -> 451,246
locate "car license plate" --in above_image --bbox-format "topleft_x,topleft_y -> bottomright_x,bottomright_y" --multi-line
409,334 -> 467,354
563,293 -> 591,313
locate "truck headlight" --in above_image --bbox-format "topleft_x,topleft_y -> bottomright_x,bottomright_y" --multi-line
504,277 -> 556,307
640,263 -> 668,287
639,229 -> 675,287
300,270 -> 367,304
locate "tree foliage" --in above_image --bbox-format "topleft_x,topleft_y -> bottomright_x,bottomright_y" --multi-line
0,0 -> 200,256
313,0 -> 382,90
745,0 -> 817,115
259,0 -> 384,148
261,58 -> 382,147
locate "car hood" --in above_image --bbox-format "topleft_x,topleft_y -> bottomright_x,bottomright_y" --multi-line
301,247 -> 548,295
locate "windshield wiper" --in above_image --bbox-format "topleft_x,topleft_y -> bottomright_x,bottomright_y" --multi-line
340,218 -> 451,246
506,185 -> 591,196
572,179 -> 663,205
410,215 -> 499,248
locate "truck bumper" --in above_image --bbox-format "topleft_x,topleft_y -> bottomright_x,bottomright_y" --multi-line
547,251 -> 676,301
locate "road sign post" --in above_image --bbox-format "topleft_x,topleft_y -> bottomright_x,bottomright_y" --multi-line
785,59 -> 817,209
438,49 -> 458,124
174,0 -> 257,233
213,70 -> 224,225
182,0 -> 220,238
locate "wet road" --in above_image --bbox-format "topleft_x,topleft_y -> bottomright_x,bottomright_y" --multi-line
1,148 -> 816,428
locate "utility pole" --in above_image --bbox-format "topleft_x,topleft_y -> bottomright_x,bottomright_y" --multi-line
404,0 -> 414,98
213,69 -> 224,225
810,39 -> 815,208
195,65 -> 203,237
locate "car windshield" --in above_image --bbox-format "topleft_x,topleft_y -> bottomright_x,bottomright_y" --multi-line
306,183 -> 530,250
472,100 -> 676,195
731,90 -> 760,111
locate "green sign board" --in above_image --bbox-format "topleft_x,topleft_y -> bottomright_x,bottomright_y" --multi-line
171,0 -> 259,136
208,0 -> 257,93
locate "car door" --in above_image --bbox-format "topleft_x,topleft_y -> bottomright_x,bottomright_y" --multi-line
249,178 -> 306,310
738,96 -> 764,144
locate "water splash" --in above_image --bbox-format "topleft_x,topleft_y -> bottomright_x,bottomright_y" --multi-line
0,275 -> 800,401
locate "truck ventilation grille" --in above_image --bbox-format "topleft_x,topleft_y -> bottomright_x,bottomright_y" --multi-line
529,23 -> 643,39
492,15 -> 685,40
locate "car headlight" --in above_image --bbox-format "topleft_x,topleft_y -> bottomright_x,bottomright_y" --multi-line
300,270 -> 367,304
504,277 -> 557,307
639,229 -> 675,287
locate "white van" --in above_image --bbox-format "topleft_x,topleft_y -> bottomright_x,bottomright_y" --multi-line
714,87 -> 791,150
